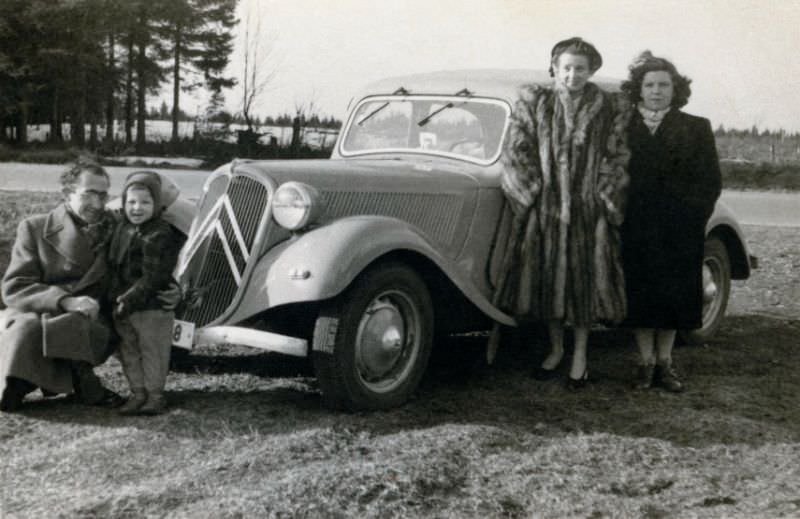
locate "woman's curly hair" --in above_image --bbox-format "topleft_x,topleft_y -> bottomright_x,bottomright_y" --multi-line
621,51 -> 692,108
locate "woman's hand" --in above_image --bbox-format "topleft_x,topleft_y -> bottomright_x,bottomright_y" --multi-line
598,192 -> 624,226
113,297 -> 128,318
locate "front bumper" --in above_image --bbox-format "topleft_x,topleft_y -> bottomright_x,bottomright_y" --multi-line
178,325 -> 308,357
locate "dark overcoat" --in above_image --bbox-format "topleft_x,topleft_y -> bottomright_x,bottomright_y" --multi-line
0,204 -> 114,395
494,82 -> 631,326
622,109 -> 722,329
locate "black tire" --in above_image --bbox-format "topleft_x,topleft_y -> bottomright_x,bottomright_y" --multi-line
311,262 -> 434,411
681,236 -> 731,345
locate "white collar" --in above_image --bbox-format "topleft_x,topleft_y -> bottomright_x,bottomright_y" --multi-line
637,104 -> 670,123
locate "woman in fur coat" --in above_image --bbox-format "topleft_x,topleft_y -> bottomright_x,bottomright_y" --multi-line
494,37 -> 631,388
620,52 -> 721,392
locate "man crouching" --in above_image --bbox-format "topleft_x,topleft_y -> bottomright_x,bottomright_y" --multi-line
0,162 -> 125,411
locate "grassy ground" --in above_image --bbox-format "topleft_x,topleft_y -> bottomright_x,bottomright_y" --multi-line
0,190 -> 798,518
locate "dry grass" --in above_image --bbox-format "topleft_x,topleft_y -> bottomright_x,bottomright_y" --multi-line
1,190 -> 799,518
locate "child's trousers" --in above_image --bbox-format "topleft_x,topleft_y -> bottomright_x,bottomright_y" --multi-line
114,310 -> 173,393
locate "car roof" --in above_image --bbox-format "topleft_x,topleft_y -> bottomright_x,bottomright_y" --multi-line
356,69 -> 621,105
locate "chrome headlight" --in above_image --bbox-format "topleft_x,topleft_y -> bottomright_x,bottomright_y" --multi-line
272,181 -> 322,230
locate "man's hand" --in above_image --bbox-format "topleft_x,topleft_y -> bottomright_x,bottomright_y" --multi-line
156,282 -> 182,311
60,295 -> 100,320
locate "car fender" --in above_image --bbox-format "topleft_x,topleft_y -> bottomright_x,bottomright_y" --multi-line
706,200 -> 754,279
225,216 -> 516,326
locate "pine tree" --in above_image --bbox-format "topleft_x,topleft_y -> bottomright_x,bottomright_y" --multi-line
159,0 -> 237,142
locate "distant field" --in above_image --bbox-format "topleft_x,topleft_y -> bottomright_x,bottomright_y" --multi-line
720,160 -> 800,191
716,133 -> 800,164
20,120 -> 339,148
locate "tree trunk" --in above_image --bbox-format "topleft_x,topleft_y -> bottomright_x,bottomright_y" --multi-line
89,113 -> 98,149
105,30 -> 116,143
50,86 -> 63,143
291,115 -> 302,155
125,37 -> 134,146
16,101 -> 28,144
171,28 -> 181,142
135,38 -> 146,150
72,91 -> 86,146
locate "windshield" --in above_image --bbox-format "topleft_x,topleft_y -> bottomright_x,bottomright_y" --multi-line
340,95 -> 509,164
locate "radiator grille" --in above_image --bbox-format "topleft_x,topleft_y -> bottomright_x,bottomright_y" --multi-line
321,191 -> 462,246
178,174 -> 272,327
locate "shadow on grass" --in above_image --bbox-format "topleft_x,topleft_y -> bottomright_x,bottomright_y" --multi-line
169,346 -> 314,378
18,314 -> 799,448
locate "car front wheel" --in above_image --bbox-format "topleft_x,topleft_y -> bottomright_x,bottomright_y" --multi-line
312,262 -> 433,410
682,236 -> 731,345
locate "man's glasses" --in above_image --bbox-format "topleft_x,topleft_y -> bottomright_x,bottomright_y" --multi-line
77,189 -> 109,203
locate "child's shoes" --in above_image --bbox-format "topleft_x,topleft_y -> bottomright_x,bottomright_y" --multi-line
138,392 -> 166,415
118,388 -> 147,415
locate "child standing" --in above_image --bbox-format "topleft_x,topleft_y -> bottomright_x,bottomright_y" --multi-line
109,171 -> 182,415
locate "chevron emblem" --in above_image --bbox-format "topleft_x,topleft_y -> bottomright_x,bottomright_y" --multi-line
176,194 -> 250,286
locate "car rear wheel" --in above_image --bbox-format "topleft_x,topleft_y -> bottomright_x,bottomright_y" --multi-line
681,237 -> 731,345
312,262 -> 433,410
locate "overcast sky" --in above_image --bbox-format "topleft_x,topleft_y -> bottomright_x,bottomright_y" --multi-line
184,0 -> 800,132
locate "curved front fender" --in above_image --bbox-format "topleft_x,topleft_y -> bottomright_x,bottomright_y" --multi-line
225,216 -> 515,326
707,200 -> 754,279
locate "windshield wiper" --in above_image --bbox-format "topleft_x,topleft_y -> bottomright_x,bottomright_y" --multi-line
416,88 -> 473,127
417,102 -> 453,127
357,87 -> 409,126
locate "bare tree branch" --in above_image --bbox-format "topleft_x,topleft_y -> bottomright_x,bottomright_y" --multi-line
240,2 -> 278,131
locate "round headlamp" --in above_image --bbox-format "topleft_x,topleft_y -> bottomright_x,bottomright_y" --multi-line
272,181 -> 322,230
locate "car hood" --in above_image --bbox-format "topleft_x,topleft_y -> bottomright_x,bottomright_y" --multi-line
232,156 -> 483,192
228,157 -> 484,259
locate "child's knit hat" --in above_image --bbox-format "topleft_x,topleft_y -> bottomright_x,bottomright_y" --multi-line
122,170 -> 164,220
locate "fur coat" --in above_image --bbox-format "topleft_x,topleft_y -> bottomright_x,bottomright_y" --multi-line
494,82 -> 631,325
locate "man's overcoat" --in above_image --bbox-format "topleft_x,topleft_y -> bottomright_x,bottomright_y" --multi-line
0,203 -> 113,395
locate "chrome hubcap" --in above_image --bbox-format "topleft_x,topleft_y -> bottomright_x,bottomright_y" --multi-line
355,291 -> 420,393
702,261 -> 721,326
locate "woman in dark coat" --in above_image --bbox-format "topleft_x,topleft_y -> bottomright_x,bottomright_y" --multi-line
621,52 -> 722,392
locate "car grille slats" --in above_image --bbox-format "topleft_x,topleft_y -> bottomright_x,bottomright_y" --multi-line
322,191 -> 463,246
178,174 -> 272,327
228,176 -> 265,246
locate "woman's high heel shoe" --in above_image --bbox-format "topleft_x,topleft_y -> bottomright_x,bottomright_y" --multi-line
532,366 -> 559,381
566,370 -> 589,390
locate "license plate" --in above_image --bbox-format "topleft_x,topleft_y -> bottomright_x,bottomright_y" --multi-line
172,319 -> 195,348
